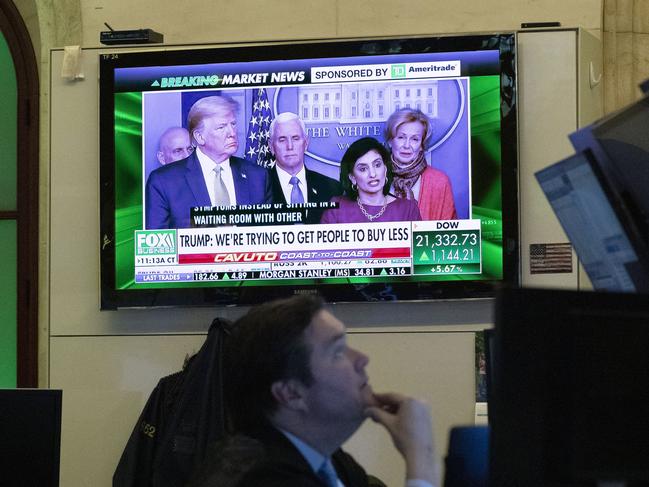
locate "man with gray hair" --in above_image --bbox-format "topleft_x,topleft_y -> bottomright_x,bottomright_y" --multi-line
146,95 -> 272,229
269,112 -> 341,224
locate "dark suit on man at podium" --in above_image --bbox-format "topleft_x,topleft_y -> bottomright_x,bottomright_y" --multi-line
268,112 -> 341,224
146,152 -> 271,229
270,166 -> 340,224
144,95 -> 271,229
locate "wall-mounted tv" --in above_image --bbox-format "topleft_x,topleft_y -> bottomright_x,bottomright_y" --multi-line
99,33 -> 519,309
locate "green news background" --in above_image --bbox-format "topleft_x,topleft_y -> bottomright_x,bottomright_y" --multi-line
113,75 -> 503,290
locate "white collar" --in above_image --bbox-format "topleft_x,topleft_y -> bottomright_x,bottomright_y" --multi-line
196,147 -> 232,175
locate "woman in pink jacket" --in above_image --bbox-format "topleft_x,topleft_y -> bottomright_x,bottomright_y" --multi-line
384,108 -> 457,220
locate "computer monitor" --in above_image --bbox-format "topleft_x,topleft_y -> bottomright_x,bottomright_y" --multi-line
0,389 -> 62,487
569,91 -> 649,246
536,88 -> 649,292
489,287 -> 649,487
536,151 -> 649,292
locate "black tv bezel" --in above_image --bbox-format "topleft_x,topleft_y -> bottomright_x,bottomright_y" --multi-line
99,33 -> 520,310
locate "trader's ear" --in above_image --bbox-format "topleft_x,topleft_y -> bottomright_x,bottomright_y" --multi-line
270,379 -> 307,412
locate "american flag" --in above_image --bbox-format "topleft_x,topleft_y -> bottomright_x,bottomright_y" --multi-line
530,243 -> 573,274
244,88 -> 274,168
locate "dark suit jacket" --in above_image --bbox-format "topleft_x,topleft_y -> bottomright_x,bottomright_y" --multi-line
236,425 -> 369,487
145,153 -> 272,229
270,166 -> 342,224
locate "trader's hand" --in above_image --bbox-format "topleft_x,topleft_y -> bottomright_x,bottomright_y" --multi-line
365,392 -> 436,484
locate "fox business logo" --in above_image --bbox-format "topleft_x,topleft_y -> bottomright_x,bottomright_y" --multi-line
213,252 -> 277,263
135,230 -> 177,256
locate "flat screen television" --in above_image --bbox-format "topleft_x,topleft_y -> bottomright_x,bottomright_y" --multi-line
490,287 -> 649,487
99,33 -> 519,309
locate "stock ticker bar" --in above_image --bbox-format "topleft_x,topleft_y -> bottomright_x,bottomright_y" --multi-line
192,266 -> 409,281
135,266 -> 411,283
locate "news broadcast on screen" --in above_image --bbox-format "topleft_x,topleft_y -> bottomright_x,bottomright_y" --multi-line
99,34 -> 518,309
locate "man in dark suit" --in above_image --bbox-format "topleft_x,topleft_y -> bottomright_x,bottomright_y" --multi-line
269,112 -> 341,224
145,95 -> 272,229
222,295 -> 437,487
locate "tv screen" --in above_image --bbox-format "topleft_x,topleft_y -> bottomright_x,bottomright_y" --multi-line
99,34 -> 519,309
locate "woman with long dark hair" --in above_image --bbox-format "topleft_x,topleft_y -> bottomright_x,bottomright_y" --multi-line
320,137 -> 421,224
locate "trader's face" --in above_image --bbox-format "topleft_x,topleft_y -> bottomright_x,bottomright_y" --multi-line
157,129 -> 193,165
301,310 -> 374,427
349,149 -> 387,198
390,120 -> 425,164
270,119 -> 309,175
194,110 -> 238,163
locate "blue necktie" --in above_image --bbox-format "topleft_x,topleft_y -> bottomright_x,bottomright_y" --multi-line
289,176 -> 305,204
317,459 -> 339,487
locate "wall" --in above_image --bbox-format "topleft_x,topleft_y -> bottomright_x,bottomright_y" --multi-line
34,1 -> 604,486
602,0 -> 649,112
77,0 -> 603,46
